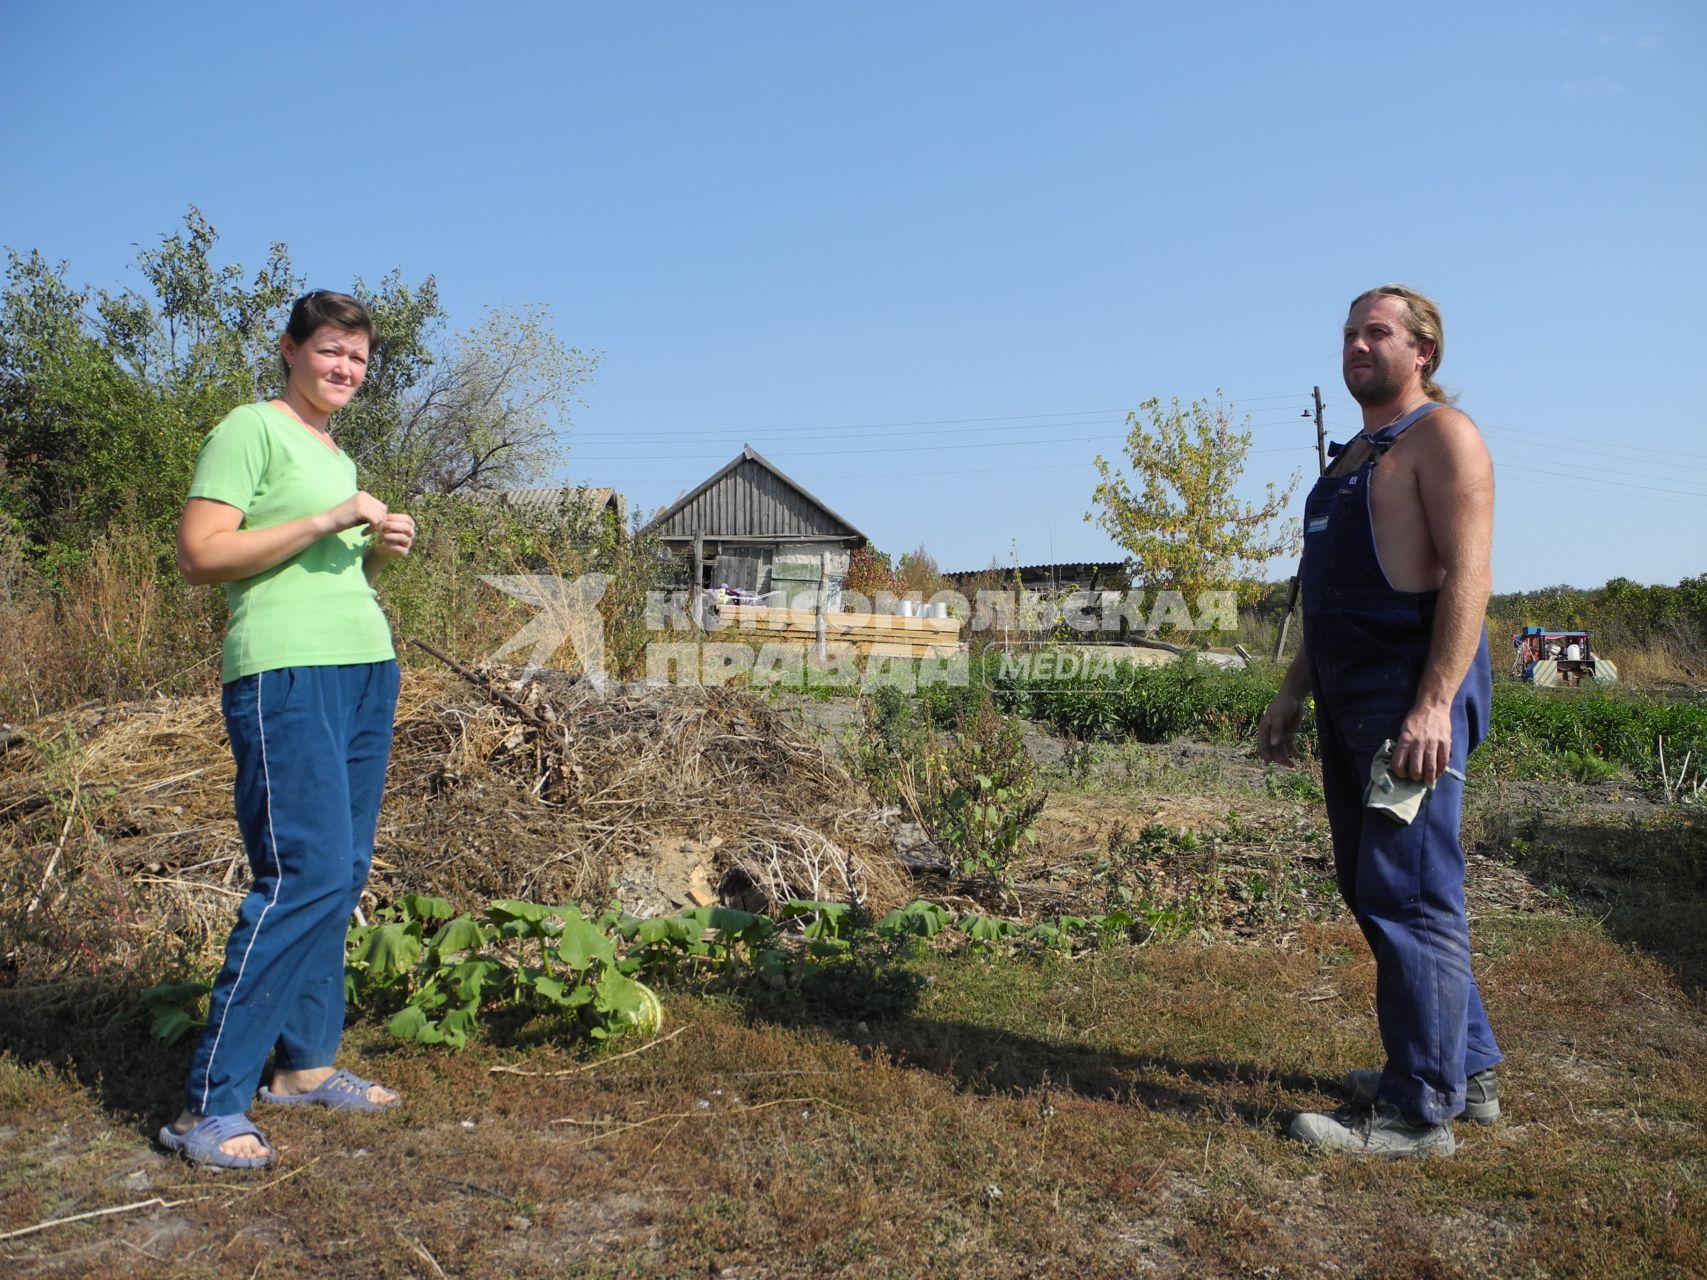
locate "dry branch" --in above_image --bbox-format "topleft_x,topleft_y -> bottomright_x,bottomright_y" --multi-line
0,661 -> 906,983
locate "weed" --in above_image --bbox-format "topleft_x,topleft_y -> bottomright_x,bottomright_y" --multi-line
1262,765 -> 1323,801
859,692 -> 1047,898
1060,737 -> 1095,784
1563,749 -> 1620,784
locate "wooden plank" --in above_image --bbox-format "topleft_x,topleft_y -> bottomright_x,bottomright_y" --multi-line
855,642 -> 964,659
723,605 -> 959,636
717,633 -> 963,659
721,625 -> 959,645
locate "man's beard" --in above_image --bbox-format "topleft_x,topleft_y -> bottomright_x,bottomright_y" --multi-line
1344,362 -> 1402,407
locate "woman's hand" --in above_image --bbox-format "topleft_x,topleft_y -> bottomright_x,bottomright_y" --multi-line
361,510 -> 414,585
179,491 -> 406,586
363,511 -> 416,572
329,490 -> 389,535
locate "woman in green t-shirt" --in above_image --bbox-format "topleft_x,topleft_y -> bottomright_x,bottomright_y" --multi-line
160,291 -> 416,1168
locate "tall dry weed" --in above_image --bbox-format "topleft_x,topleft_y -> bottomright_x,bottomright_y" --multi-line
0,522 -> 221,720
1610,640 -> 1701,688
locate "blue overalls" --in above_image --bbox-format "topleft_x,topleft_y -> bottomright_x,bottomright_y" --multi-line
1300,401 -> 1501,1126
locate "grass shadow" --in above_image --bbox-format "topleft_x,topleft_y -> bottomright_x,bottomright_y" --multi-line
1487,801 -> 1707,996
735,954 -> 1342,1133
0,979 -> 411,1140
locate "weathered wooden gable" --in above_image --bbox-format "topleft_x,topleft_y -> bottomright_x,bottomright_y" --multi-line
647,446 -> 865,544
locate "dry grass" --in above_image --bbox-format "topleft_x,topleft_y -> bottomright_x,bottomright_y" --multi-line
0,525 -> 222,723
381,660 -> 908,914
1605,640 -> 1703,689
1,909 -> 1702,1279
2,684 -> 1705,1277
0,665 -> 907,990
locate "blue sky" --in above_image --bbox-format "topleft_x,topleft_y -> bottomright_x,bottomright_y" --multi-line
3,1 -> 1702,591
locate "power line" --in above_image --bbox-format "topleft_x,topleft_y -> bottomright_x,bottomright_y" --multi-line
1496,461 -> 1707,502
1496,469 -> 1706,509
1483,421 -> 1707,463
572,423 -> 1323,463
586,458 -> 1106,485
573,416 -> 1126,450
570,433 -> 1132,463
1489,448 -> 1707,487
569,402 -> 1312,446
1314,416 -> 1707,491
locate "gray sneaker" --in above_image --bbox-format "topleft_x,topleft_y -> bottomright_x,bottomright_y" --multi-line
1344,1067 -> 1500,1125
1290,1099 -> 1456,1158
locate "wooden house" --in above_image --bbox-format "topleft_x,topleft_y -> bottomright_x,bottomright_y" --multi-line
642,445 -> 868,599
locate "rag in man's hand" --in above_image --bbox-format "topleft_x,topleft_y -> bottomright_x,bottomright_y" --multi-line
1364,738 -> 1467,825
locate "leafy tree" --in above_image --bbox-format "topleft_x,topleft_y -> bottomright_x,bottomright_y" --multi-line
844,545 -> 897,599
0,249 -> 201,566
895,543 -> 947,599
1086,395 -> 1300,622
0,208 -> 595,568
363,303 -> 598,497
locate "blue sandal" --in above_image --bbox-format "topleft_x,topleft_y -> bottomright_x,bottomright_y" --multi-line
157,1113 -> 274,1169
258,1067 -> 400,1114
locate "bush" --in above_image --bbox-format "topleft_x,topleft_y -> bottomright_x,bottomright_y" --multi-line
968,645 -> 1707,791
1487,685 -> 1707,785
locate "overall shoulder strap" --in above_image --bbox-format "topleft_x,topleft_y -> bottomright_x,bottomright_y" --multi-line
1360,400 -> 1443,462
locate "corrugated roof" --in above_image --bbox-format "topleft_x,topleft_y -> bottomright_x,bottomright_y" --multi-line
463,486 -> 626,524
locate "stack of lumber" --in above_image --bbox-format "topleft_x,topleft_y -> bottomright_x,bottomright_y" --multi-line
719,605 -> 962,658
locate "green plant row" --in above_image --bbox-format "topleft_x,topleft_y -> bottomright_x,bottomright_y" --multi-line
964,647 -> 1706,785
1485,684 -> 1707,781
980,650 -> 1297,746
116,894 -> 1175,1051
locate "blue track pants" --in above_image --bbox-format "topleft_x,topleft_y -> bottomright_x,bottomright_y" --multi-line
185,661 -> 400,1118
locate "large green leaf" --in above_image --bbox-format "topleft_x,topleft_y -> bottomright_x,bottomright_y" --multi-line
594,969 -> 646,1022
387,1005 -> 432,1041
438,1007 -> 478,1049
532,974 -> 573,1006
685,906 -> 778,946
350,921 -> 424,978
786,900 -> 853,941
400,894 -> 454,922
430,914 -> 490,956
876,900 -> 949,939
637,916 -> 704,948
962,914 -> 1018,943
488,899 -> 554,932
555,914 -> 616,970
150,1005 -> 199,1045
447,956 -> 505,1004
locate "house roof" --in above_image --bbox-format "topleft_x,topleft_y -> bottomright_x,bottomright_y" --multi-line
943,561 -> 1122,582
643,444 -> 867,544
463,486 -> 626,523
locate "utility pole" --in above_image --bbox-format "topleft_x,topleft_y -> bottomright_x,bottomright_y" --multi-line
1312,385 -> 1326,474
1272,387 -> 1328,663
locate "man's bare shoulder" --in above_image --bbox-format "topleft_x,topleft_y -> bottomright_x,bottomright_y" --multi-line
1393,405 -> 1490,467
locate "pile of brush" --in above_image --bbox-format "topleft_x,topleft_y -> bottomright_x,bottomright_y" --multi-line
0,658 -> 906,985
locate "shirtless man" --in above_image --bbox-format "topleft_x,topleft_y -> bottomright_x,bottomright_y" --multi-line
1257,285 -> 1501,1158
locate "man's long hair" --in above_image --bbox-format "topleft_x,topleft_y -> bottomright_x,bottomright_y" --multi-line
1350,284 -> 1453,404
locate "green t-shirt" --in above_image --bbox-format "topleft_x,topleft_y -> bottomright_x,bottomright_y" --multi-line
188,403 -> 395,683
